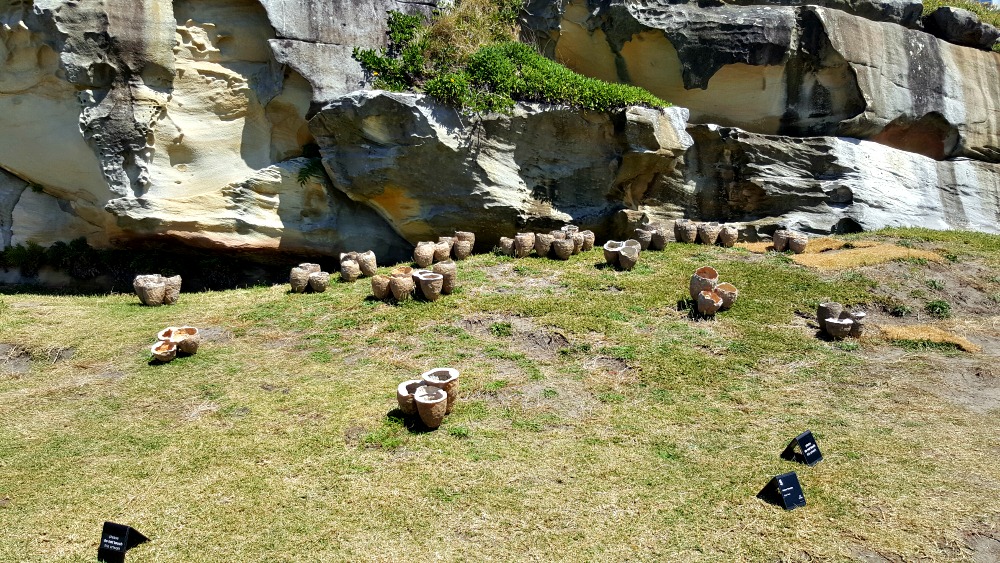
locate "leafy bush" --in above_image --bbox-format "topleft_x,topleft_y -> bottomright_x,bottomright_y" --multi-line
353,4 -> 669,114
922,0 -> 1000,52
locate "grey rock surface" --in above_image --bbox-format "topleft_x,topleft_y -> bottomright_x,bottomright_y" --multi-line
923,6 -> 1000,51
654,125 -> 1000,234
310,91 -> 692,245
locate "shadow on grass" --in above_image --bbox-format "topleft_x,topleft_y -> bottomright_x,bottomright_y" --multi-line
386,408 -> 438,434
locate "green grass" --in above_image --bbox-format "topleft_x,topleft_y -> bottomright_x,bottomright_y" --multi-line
923,0 -> 1000,51
1,232 -> 999,560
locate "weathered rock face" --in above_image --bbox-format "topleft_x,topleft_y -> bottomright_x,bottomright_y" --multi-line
1,0 -> 998,284
655,125 -> 1000,234
530,0 -> 1000,163
0,0 -> 427,263
311,91 -> 693,245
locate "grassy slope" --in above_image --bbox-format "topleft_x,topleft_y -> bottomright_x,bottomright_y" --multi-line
0,230 -> 998,560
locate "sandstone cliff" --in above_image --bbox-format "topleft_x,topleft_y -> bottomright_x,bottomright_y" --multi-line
0,0 -> 997,282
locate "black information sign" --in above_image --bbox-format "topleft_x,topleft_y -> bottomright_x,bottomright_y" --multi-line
97,522 -> 148,563
781,430 -> 823,466
757,471 -> 806,510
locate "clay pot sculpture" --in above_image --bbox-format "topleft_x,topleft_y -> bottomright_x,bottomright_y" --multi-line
390,275 -> 415,302
718,225 -> 739,248
453,240 -> 473,260
618,245 -> 639,270
623,239 -> 641,252
788,232 -> 808,254
411,268 -> 432,291
414,385 -> 448,429
134,275 -> 167,306
816,301 -> 843,333
371,274 -> 392,300
433,241 -> 452,263
849,311 -> 866,338
581,230 -> 596,251
396,380 -> 423,416
649,229 -> 667,250
697,290 -> 724,316
571,233 -> 585,254
499,237 -> 515,256
514,233 -> 535,258
421,367 -> 460,414
534,233 -> 554,257
603,241 -> 624,265
432,261 -> 457,294
163,275 -> 182,305
455,231 -> 476,248
438,236 -> 455,251
391,265 -> 413,278
414,241 -> 435,267
340,259 -> 361,282
698,222 -> 722,245
634,228 -> 653,250
772,229 -> 790,252
714,282 -> 739,310
550,230 -> 566,240
417,272 -> 445,301
357,251 -> 378,277
289,268 -> 310,293
674,219 -> 698,243
157,326 -> 199,354
551,238 -> 575,260
308,271 -> 330,293
561,225 -> 579,236
151,340 -> 177,363
299,263 -> 321,274
825,317 -> 854,339
689,266 -> 719,301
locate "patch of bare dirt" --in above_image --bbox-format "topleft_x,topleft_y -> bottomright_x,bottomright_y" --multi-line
198,326 -> 233,343
459,314 -> 570,360
862,258 -> 999,318
964,531 -> 1000,562
0,343 -> 30,374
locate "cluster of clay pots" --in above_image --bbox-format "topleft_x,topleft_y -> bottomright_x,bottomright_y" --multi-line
133,274 -> 182,306
602,239 -> 642,270
673,219 -> 740,248
498,225 -> 595,260
689,266 -> 739,316
816,301 -> 866,339
338,251 -> 378,282
370,262 -> 457,303
773,229 -> 809,254
414,231 -> 477,267
289,263 -> 331,293
632,226 -> 669,251
396,367 -> 460,429
150,326 -> 200,363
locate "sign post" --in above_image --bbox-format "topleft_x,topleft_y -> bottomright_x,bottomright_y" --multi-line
97,522 -> 148,563
780,430 -> 823,466
757,471 -> 806,510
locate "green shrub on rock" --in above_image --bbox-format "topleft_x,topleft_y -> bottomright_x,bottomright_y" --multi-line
353,5 -> 669,114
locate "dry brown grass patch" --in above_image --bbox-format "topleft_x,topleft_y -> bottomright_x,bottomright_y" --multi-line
735,238 -> 878,254
876,324 -> 982,352
792,244 -> 941,269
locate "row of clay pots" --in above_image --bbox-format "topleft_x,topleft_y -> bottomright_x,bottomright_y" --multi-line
150,326 -> 200,363
370,262 -> 457,302
773,229 -> 809,254
689,266 -> 739,316
134,274 -> 182,306
816,301 -> 866,339
290,262 -> 331,293
632,227 -> 668,250
414,231 -> 477,267
396,367 -> 460,429
673,220 -> 740,248
603,239 -> 642,270
498,226 -> 595,260
339,251 -> 378,282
